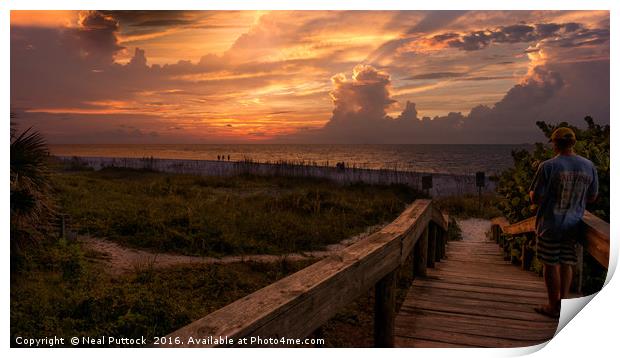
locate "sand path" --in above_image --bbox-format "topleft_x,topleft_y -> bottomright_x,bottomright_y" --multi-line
80,224 -> 385,275
82,218 -> 493,274
457,218 -> 492,241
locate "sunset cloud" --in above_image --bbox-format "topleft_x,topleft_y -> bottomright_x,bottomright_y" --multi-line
10,10 -> 609,144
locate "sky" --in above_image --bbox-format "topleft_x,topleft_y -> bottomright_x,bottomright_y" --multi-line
10,10 -> 610,144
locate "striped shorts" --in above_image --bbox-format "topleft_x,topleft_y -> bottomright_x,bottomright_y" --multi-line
536,232 -> 578,265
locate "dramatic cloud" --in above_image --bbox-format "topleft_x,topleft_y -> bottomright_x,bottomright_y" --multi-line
329,65 -> 395,123
283,59 -> 608,144
10,10 -> 610,144
429,22 -> 609,52
69,11 -> 124,65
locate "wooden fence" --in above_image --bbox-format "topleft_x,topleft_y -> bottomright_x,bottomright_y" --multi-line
490,212 -> 610,293
55,155 -> 495,197
161,199 -> 449,347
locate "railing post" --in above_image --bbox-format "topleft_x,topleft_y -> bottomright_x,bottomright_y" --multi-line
427,223 -> 436,268
414,227 -> 428,277
440,228 -> 447,259
436,227 -> 442,261
374,270 -> 396,348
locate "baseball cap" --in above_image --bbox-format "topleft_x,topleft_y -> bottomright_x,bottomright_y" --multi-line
549,127 -> 576,143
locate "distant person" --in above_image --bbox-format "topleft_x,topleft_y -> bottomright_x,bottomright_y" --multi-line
217,155 -> 220,161
228,155 -> 230,161
529,127 -> 598,318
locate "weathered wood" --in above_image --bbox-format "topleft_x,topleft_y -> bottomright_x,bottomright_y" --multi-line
374,270 -> 397,347
399,201 -> 433,264
162,199 -> 444,347
395,232 -> 559,348
399,308 -> 558,331
395,336 -> 474,348
582,211 -> 610,268
397,315 -> 555,341
491,217 -> 510,231
434,225 -> 442,263
397,326 -> 545,348
496,211 -> 609,269
427,223 -> 436,268
504,216 -> 535,235
414,227 -> 428,277
410,280 -> 548,299
431,206 -> 449,231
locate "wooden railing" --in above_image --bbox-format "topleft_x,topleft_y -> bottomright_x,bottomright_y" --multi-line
490,211 -> 609,292
162,199 -> 449,348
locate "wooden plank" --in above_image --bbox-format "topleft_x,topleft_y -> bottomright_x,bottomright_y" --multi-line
395,336 -> 476,348
396,315 -> 555,341
402,291 -> 544,314
428,268 -> 543,287
405,285 -> 547,306
423,274 -> 546,292
582,211 -> 610,268
399,201 -> 433,263
504,217 -> 535,235
396,326 -> 544,348
400,298 -> 552,322
410,280 -> 548,299
491,217 -> 510,231
397,308 -> 558,331
432,262 -> 519,273
426,271 -> 544,288
494,212 -> 609,269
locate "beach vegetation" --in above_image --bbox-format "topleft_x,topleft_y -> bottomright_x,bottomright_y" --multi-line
51,167 -> 421,256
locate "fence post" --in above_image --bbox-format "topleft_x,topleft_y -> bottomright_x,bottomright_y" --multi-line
427,223 -> 436,268
374,270 -> 396,348
414,227 -> 428,277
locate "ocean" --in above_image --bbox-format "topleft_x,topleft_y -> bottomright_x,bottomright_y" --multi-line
48,144 -> 533,176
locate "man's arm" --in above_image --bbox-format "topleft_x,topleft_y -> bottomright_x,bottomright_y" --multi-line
587,165 -> 599,203
529,163 -> 547,205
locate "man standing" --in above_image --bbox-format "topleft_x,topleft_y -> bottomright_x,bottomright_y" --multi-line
529,127 -> 598,318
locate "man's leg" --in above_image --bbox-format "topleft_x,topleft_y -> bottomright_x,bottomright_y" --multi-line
543,263 -> 561,312
560,264 -> 573,299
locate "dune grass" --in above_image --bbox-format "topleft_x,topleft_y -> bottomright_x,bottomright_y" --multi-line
52,167 -> 421,256
12,168 -> 423,346
10,238 -> 315,346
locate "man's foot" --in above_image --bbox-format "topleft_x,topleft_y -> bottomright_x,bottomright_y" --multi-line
534,305 -> 560,318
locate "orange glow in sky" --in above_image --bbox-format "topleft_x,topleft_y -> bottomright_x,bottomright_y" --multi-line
10,10 -> 610,144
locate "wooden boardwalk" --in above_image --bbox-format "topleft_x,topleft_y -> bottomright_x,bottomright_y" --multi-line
395,227 -> 559,348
